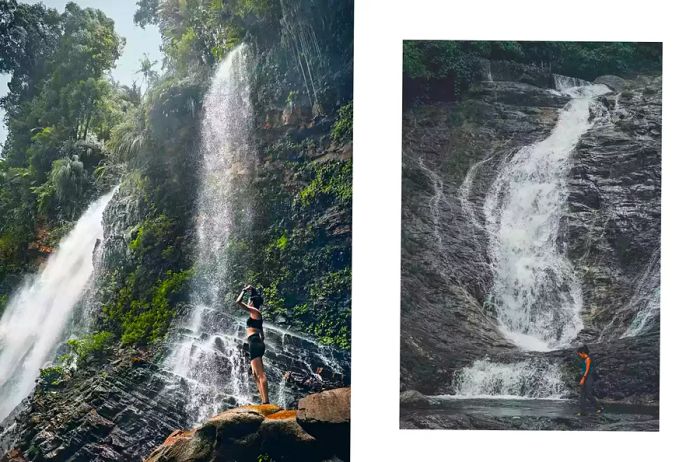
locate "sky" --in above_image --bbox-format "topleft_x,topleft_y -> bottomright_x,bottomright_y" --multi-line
0,0 -> 164,147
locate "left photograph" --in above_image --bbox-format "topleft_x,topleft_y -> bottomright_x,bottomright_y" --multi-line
0,1 -> 352,461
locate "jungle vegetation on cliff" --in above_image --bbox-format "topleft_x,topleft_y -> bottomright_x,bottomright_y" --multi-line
0,0 -> 352,354
403,40 -> 662,103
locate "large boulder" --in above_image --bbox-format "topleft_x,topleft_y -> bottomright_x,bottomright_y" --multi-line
145,390 -> 351,462
296,388 -> 350,461
400,389 -> 431,407
296,387 -> 350,425
594,75 -> 626,92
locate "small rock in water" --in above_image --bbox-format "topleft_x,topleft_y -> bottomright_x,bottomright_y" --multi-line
220,395 -> 238,411
400,390 -> 430,407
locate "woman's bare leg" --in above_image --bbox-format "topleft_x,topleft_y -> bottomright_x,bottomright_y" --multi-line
251,357 -> 269,404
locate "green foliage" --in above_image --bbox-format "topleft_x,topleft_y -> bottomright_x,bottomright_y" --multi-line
103,268 -> 192,346
308,268 -> 351,349
134,0 -> 282,74
38,365 -> 67,388
45,156 -> 87,219
0,1 -> 128,292
107,105 -> 151,162
299,161 -> 352,208
129,214 -> 175,256
403,41 -> 482,101
239,159 -> 352,349
403,40 -> 662,104
66,331 -> 115,367
331,102 -> 353,145
0,163 -> 35,282
121,269 -> 192,345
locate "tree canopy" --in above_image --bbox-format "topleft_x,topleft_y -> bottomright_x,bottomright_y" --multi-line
403,40 -> 662,103
0,1 -> 126,293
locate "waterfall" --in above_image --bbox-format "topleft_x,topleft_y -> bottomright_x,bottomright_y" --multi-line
453,359 -> 566,399
192,44 -> 254,312
0,189 -> 116,420
553,74 -> 592,91
163,43 -> 255,420
163,44 -> 349,423
448,78 -> 610,400
483,80 -> 610,352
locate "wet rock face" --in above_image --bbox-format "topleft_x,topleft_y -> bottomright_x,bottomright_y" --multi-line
567,75 -> 661,341
145,388 -> 351,462
401,82 -> 568,393
401,74 -> 661,399
1,352 -> 190,462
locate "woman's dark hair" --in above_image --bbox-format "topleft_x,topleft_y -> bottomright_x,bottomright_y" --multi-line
576,344 -> 589,355
249,287 -> 264,308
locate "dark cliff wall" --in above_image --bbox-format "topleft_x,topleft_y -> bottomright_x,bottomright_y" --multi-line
401,79 -> 568,392
401,67 -> 661,399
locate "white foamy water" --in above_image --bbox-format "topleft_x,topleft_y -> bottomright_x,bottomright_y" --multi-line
0,189 -> 115,420
483,80 -> 609,351
453,359 -> 567,400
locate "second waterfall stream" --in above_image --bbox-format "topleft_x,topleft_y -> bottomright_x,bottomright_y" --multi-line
454,78 -> 610,398
0,188 -> 116,421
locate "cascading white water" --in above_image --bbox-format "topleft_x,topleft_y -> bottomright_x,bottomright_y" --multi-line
0,189 -> 116,420
450,79 -> 610,400
483,80 -> 610,352
163,44 -> 255,419
453,359 -> 566,399
192,44 -> 254,313
552,74 -> 592,91
163,45 -> 349,422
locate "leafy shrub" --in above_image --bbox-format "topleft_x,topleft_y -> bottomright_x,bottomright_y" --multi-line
299,160 -> 352,208
331,101 -> 352,144
308,268 -> 351,349
129,214 -> 175,256
38,365 -> 67,388
66,331 -> 115,367
116,269 -> 192,346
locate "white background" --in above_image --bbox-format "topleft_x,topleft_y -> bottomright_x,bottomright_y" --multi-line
352,0 -> 699,460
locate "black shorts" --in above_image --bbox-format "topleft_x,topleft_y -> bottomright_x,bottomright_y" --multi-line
247,333 -> 266,360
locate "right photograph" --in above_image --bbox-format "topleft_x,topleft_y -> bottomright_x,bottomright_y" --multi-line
400,41 -> 661,431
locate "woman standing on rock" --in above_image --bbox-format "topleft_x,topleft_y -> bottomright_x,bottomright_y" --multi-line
236,284 -> 269,404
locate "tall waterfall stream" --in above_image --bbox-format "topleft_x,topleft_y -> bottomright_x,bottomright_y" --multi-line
0,189 -> 116,420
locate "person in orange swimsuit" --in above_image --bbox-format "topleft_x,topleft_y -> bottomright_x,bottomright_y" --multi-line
576,345 -> 603,416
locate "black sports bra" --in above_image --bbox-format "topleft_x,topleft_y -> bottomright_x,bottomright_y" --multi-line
246,317 -> 263,329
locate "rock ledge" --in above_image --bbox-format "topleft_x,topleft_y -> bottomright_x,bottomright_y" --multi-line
145,388 -> 350,462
